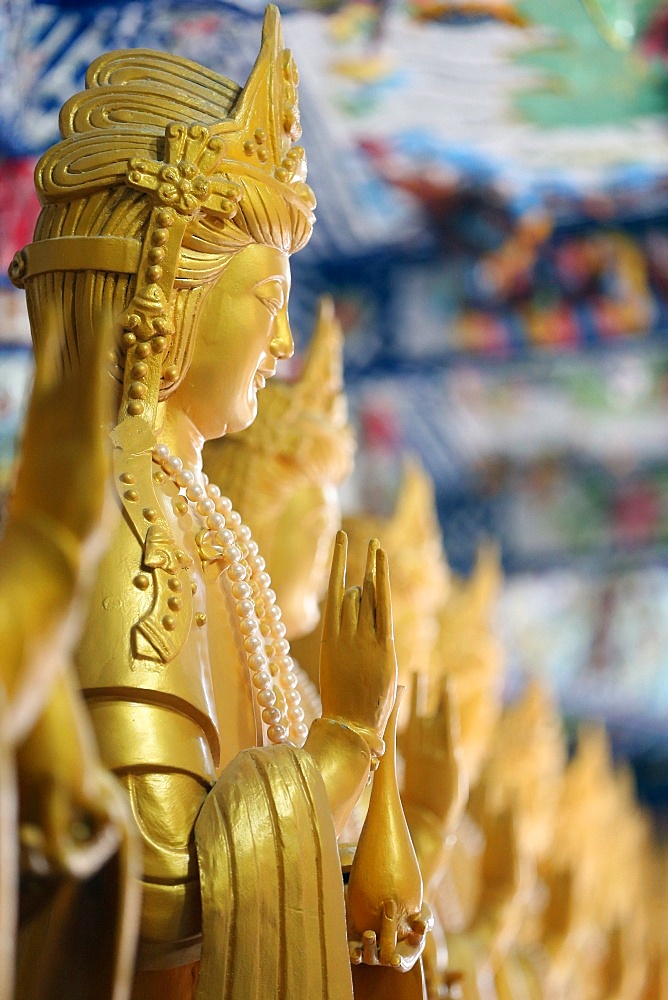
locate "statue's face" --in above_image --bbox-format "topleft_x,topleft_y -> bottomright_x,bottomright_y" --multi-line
171,243 -> 293,439
263,482 -> 340,639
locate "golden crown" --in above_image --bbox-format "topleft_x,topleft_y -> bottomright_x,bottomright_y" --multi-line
10,6 -> 315,350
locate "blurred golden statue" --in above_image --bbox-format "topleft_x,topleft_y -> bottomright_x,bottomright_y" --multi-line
540,725 -> 619,1000
421,544 -> 506,999
435,543 -> 504,788
203,295 -> 354,732
596,764 -> 652,1000
3,313 -> 140,999
203,295 -> 354,644
546,730 -> 654,1000
483,679 -> 566,1000
7,7 -> 426,998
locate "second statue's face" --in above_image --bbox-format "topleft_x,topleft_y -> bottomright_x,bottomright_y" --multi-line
171,243 -> 294,439
267,482 -> 341,639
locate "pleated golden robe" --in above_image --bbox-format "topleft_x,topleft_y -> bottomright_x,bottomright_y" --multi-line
195,745 -> 354,1000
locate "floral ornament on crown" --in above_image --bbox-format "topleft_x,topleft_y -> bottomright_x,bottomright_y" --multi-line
126,123 -> 243,221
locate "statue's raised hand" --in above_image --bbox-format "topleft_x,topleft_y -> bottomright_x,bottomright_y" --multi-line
402,676 -> 468,834
319,531 -> 397,757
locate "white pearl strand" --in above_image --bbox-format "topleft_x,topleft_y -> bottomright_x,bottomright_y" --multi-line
152,442 -> 308,747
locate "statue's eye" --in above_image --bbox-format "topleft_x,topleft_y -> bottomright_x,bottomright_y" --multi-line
262,298 -> 282,317
254,279 -> 285,317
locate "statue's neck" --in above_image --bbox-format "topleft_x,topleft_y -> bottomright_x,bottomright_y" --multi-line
156,402 -> 206,480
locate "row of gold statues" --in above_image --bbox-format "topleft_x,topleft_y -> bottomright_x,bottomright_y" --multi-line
2,7 -> 666,998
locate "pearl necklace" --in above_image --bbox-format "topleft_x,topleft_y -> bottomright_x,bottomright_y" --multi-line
152,442 -> 308,748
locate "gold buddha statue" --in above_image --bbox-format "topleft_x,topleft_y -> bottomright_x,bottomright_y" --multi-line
435,543 -> 504,789
8,8 -> 426,997
595,765 -> 652,1000
205,301 -> 431,998
1,312 -> 140,1000
641,844 -> 668,1000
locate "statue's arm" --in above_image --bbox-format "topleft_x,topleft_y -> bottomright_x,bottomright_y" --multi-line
0,517 -> 82,743
304,531 -> 397,837
0,307 -> 114,740
0,308 -> 131,880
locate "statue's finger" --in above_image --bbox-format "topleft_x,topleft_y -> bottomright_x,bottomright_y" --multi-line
379,898 -> 399,964
349,942 -> 363,965
362,930 -> 378,965
359,538 -> 378,633
322,530 -> 347,640
375,547 -> 393,641
435,678 -> 453,744
341,586 -> 361,636
45,779 -> 73,869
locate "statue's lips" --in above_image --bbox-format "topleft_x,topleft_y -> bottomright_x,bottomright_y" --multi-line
254,365 -> 276,389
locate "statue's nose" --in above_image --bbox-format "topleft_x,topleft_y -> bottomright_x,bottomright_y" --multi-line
270,308 -> 294,360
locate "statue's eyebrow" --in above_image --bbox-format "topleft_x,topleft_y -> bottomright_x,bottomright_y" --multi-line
253,276 -> 288,304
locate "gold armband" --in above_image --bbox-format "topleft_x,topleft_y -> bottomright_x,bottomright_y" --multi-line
319,715 -> 385,767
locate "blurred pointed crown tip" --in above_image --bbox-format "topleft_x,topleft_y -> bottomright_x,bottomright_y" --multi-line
293,297 -> 347,430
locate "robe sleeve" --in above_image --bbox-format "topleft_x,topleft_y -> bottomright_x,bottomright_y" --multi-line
195,744 -> 354,1000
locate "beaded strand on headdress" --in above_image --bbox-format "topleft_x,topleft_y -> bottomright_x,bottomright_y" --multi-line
152,442 -> 308,747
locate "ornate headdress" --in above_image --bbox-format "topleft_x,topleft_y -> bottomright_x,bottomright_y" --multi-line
10,6 -> 315,420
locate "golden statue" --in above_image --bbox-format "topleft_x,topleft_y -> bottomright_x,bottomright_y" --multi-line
539,725 -> 619,1000
596,764 -> 652,1000
567,757 -> 652,1000
2,311 -> 141,1000
7,8 -> 433,998
347,686 -> 432,999
434,543 -> 504,788
641,844 -> 668,1000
